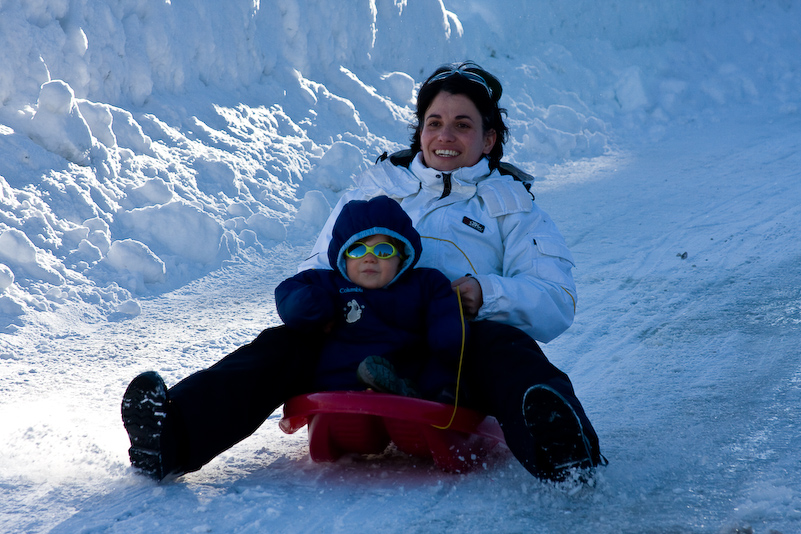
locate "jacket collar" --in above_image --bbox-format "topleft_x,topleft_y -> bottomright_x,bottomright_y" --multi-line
409,152 -> 492,190
354,152 -> 493,198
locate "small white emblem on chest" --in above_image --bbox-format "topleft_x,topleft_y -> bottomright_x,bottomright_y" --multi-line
344,299 -> 364,323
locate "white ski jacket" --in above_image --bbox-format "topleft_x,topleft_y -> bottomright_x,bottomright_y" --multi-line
298,153 -> 577,343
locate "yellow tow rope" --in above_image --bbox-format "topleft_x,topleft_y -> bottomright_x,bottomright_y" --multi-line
432,286 -> 467,430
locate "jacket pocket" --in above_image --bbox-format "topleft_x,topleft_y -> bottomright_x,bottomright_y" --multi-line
531,235 -> 575,267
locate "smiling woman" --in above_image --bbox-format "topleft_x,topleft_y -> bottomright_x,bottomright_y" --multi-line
411,61 -> 510,171
420,92 -> 497,172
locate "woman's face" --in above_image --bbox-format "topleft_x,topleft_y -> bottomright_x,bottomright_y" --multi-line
420,91 -> 497,172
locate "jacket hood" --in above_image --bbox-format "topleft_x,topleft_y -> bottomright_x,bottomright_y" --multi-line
328,196 -> 422,287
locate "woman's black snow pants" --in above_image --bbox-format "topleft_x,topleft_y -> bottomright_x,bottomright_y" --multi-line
163,321 -> 600,476
460,321 -> 601,476
165,325 -> 323,473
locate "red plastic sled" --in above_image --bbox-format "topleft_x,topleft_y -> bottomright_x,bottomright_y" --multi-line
279,391 -> 506,472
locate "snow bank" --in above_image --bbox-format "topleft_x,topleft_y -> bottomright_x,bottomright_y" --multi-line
0,0 -> 798,328
29,80 -> 94,165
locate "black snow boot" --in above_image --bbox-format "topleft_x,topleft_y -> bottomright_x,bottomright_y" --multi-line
357,356 -> 420,398
522,384 -> 605,481
121,371 -> 178,481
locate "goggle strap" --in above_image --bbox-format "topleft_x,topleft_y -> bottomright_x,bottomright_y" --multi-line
428,68 -> 493,100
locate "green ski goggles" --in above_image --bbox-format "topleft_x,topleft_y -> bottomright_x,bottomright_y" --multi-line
345,241 -> 400,260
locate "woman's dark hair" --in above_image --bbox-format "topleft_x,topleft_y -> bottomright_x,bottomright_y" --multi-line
410,61 -> 509,169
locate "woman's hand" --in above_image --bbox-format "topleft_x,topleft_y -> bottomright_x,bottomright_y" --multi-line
451,275 -> 483,317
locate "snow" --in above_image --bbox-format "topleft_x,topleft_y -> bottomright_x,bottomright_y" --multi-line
1,0 -> 800,532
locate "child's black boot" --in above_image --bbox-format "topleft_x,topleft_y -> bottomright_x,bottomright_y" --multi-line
357,356 -> 420,397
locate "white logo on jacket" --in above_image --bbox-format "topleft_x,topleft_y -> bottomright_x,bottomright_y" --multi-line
344,300 -> 364,323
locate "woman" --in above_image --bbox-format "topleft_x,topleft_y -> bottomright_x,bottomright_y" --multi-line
122,62 -> 605,482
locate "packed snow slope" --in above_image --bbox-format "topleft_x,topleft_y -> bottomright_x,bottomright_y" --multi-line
1,0 -> 800,533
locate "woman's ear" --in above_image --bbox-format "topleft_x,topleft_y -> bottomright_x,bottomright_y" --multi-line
483,129 -> 497,155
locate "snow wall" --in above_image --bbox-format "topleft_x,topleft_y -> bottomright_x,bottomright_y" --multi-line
0,0 -> 798,328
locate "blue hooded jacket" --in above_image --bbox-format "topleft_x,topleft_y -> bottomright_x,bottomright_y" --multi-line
275,196 -> 465,396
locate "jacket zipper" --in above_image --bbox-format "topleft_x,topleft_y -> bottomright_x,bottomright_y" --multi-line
439,173 -> 452,199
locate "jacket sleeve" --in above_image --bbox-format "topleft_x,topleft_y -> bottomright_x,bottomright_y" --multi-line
473,206 -> 577,343
275,270 -> 339,330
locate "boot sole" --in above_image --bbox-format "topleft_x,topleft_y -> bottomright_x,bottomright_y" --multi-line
522,384 -> 595,480
121,371 -> 168,479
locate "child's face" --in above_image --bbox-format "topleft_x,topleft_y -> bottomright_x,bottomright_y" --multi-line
345,234 -> 402,289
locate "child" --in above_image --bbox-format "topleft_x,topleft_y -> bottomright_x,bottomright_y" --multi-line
275,195 -> 466,401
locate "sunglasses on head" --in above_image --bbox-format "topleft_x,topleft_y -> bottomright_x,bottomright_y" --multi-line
427,66 -> 495,100
345,241 -> 401,260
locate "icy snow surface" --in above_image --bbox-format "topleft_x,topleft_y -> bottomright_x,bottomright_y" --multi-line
1,0 -> 800,532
